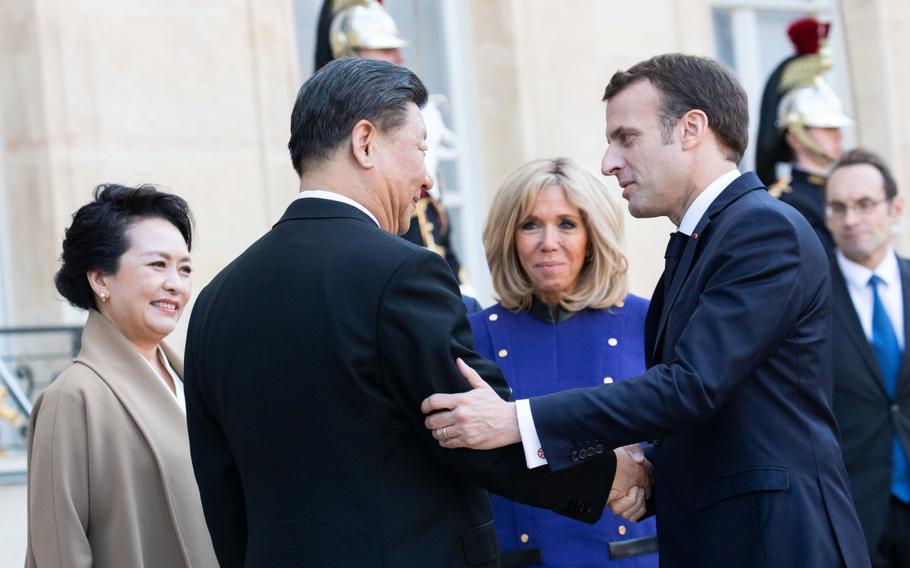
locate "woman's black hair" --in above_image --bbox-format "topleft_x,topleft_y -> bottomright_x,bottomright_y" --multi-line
54,184 -> 193,310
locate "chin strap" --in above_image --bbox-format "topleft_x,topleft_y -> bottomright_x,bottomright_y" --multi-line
786,120 -> 837,166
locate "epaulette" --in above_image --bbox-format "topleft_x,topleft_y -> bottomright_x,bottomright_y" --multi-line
806,174 -> 826,187
768,177 -> 793,199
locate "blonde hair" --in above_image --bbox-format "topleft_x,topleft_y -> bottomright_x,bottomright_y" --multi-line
484,157 -> 629,312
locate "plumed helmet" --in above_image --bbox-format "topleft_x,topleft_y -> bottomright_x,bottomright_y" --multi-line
777,78 -> 852,131
755,17 -> 852,185
315,0 -> 407,70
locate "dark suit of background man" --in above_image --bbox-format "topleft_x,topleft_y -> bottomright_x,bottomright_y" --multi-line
825,148 -> 910,567
423,54 -> 870,567
183,57 -> 642,568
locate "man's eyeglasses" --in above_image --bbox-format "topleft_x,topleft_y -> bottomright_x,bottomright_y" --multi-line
825,198 -> 890,219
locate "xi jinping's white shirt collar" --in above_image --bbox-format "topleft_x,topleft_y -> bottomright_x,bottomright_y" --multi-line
296,190 -> 380,228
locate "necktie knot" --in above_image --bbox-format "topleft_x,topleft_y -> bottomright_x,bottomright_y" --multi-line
661,232 -> 689,304
869,274 -> 884,289
665,232 -> 688,260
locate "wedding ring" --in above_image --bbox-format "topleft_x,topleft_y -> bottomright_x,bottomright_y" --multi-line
443,427 -> 449,440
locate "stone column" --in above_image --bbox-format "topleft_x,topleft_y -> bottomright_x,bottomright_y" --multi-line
841,0 -> 910,252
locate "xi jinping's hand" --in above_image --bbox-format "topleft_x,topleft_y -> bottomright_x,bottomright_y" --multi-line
607,444 -> 653,521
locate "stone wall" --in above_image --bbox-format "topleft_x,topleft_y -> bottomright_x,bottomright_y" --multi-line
841,0 -> 910,251
0,0 -> 301,349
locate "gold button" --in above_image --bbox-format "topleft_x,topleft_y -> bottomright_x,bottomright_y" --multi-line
520,533 -> 529,544
488,313 -> 498,321
498,349 -> 508,358
618,525 -> 627,536
603,376 -> 614,384
608,338 -> 618,347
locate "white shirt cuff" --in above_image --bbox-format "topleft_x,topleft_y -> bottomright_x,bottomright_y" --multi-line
515,399 -> 548,469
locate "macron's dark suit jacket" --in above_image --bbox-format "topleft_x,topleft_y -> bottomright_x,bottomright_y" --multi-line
832,257 -> 910,553
527,173 -> 870,567
183,198 -> 613,568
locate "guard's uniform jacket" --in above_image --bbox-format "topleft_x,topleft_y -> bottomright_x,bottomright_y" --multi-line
771,167 -> 835,254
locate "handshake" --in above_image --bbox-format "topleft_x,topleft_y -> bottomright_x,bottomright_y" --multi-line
421,358 -> 653,522
608,444 -> 653,522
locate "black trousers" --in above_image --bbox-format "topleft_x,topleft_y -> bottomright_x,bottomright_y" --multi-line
872,497 -> 910,568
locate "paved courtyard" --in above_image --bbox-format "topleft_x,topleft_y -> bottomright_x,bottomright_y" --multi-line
0,482 -> 25,566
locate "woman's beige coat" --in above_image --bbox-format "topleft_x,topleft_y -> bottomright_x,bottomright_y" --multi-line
25,311 -> 218,567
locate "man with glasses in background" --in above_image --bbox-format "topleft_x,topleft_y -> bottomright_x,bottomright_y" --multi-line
826,148 -> 910,567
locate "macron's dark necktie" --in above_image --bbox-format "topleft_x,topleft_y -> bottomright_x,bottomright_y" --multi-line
663,232 -> 689,301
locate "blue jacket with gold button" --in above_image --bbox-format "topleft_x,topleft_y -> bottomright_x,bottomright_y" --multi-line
469,296 -> 658,567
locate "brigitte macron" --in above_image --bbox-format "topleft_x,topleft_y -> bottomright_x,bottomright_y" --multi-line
470,158 -> 658,567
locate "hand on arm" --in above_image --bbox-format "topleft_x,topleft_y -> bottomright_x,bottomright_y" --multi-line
422,358 -> 521,449
607,444 -> 653,521
384,252 -> 613,520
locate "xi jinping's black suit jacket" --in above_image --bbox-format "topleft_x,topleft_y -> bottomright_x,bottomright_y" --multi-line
184,198 -> 613,568
832,256 -> 910,552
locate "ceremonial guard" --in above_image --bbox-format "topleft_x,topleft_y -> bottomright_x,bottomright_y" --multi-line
315,0 -> 471,289
755,17 -> 853,254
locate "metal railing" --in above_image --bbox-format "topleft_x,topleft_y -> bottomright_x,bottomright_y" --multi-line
0,326 -> 82,483
0,326 -> 82,399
